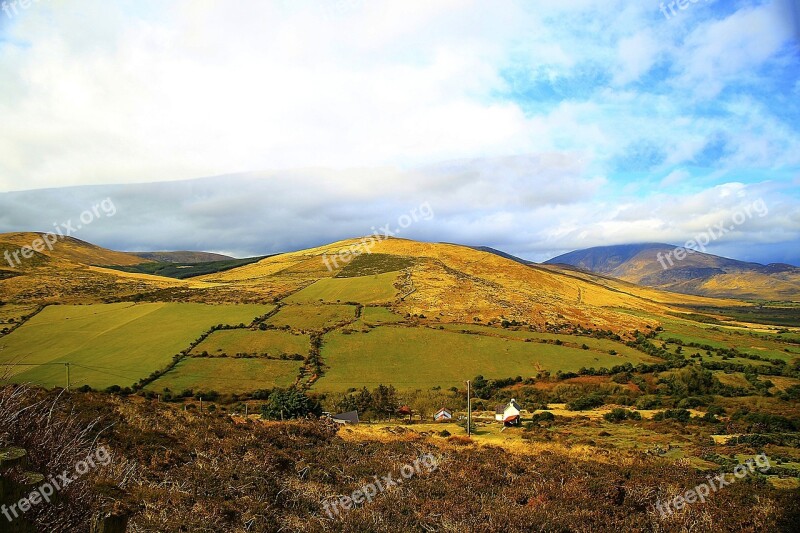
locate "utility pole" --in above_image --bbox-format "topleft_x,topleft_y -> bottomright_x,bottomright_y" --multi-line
466,380 -> 471,437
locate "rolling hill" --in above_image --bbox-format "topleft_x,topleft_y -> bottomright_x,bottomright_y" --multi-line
0,232 -> 750,332
0,232 -> 226,303
546,243 -> 800,301
131,251 -> 235,263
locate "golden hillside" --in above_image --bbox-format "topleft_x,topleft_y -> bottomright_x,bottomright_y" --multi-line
0,233 -> 761,333
0,232 -> 222,303
199,237 -> 751,333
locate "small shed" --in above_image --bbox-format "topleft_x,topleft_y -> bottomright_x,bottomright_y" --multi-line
331,410 -> 359,425
434,408 -> 452,422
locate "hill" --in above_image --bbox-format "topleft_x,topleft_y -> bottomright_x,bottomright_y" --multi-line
196,236 -> 746,333
0,232 -> 225,304
0,233 -> 750,328
546,243 -> 800,301
105,255 -> 271,279
131,251 -> 235,263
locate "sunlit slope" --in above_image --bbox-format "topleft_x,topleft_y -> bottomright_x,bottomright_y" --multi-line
0,233 -> 148,266
0,232 -> 219,303
197,237 -> 749,332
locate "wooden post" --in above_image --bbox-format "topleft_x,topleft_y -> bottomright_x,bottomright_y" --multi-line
466,380 -> 471,437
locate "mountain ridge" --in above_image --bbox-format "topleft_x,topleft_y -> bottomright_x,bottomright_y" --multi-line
546,243 -> 800,300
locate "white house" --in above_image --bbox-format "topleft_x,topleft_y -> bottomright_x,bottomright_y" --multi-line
494,399 -> 521,426
434,408 -> 452,422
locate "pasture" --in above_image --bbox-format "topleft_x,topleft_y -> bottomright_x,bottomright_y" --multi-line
282,272 -> 399,304
266,303 -> 357,331
360,306 -> 406,325
145,357 -> 302,394
314,326 -> 658,391
0,302 -> 274,389
190,329 -> 310,357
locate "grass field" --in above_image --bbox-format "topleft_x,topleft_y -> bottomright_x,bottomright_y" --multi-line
190,329 -> 310,357
315,326 -> 659,391
714,371 -> 751,389
439,323 -> 646,359
656,318 -> 800,362
266,303 -> 357,331
145,357 -> 302,394
282,272 -> 399,304
0,303 -> 274,389
360,306 -> 406,325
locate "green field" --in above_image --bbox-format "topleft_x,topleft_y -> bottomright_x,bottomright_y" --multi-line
0,303 -> 274,389
360,306 -> 406,325
314,326 -> 659,391
656,318 -> 799,362
145,357 -> 302,394
266,304 -> 357,331
282,272 -> 399,304
190,329 -> 309,357
439,323 -> 646,359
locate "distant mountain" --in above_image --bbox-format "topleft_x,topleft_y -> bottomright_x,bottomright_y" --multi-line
546,243 -> 800,301
131,251 -> 235,263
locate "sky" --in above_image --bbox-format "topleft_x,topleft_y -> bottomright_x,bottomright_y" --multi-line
0,0 -> 799,263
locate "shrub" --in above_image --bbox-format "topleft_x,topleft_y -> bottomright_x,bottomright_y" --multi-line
653,409 -> 692,422
531,411 -> 555,422
603,408 -> 641,422
635,395 -> 662,410
567,393 -> 604,411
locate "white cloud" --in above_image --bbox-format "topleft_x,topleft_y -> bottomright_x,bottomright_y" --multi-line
613,31 -> 662,86
660,169 -> 690,187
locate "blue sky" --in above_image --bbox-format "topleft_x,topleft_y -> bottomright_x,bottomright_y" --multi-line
0,0 -> 799,264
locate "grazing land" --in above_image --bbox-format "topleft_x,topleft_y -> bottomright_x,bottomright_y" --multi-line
0,303 -> 274,389
282,271 -> 399,304
190,329 -> 310,357
266,303 -> 358,331
314,325 -> 658,391
144,357 -> 302,394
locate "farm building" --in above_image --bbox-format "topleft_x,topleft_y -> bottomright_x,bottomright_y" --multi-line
495,399 -> 521,426
398,405 -> 413,421
331,410 -> 359,425
434,408 -> 452,422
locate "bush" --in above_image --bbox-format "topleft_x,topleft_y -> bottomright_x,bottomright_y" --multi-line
531,411 -> 555,422
603,408 -> 641,422
635,395 -> 662,410
567,393 -> 604,411
677,396 -> 706,409
653,409 -> 692,423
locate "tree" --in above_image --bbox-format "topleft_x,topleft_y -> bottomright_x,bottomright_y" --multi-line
372,384 -> 398,419
260,388 -> 321,420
